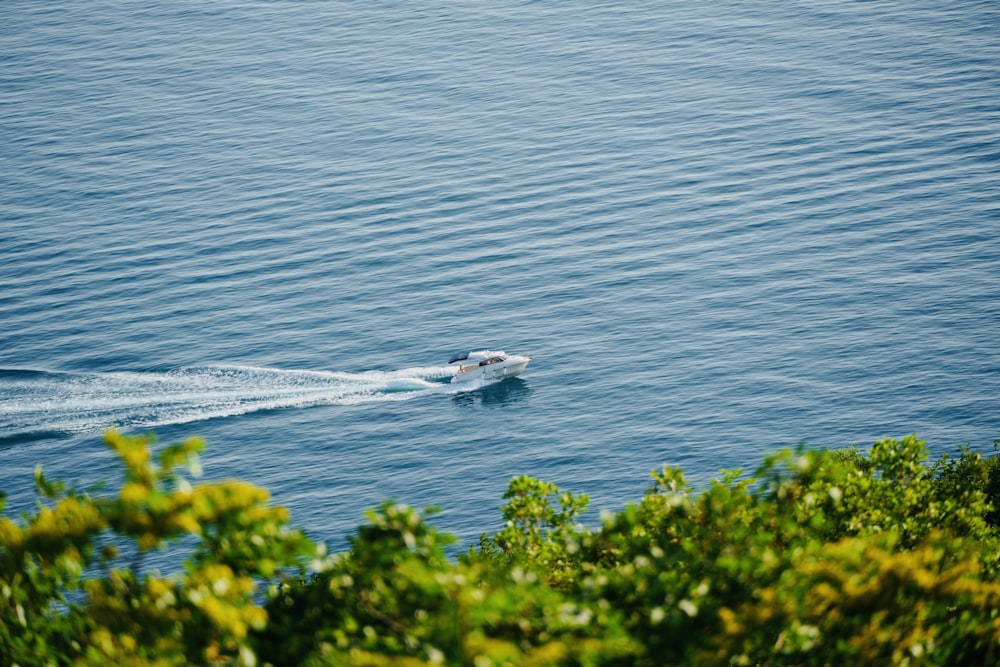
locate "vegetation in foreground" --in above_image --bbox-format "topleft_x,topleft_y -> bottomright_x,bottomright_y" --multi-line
2,432 -> 1000,666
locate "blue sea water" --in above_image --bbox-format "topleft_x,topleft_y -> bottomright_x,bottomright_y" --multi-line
2,1 -> 999,549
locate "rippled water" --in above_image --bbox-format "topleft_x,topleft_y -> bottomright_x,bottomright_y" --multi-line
2,1 -> 998,546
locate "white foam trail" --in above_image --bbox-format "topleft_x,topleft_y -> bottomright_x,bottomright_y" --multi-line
0,364 -> 462,439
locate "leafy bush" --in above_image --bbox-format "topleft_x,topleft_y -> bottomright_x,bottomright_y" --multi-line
0,432 -> 314,666
258,435 -> 1000,666
3,433 -> 999,666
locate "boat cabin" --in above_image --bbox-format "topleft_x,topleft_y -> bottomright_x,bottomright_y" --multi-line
449,350 -> 507,373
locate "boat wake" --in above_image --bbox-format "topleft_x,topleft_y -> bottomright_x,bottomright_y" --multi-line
0,364 -> 462,443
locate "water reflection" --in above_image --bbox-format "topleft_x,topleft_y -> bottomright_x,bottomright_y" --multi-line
452,378 -> 532,408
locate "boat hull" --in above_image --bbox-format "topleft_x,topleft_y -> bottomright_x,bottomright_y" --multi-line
451,355 -> 530,384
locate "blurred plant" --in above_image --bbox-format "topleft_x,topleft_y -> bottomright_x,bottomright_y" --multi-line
4,432 -> 1000,666
0,431 -> 315,666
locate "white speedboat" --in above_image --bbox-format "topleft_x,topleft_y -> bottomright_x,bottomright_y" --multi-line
449,350 -> 530,384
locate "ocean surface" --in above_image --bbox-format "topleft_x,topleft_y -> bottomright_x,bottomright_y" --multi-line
2,1 -> 998,550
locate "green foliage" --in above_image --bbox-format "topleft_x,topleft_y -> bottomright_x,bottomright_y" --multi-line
0,431 -> 315,666
256,435 -> 1000,666
4,433 -> 1000,666
257,501 -> 634,667
474,475 -> 590,587
932,440 -> 1000,531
